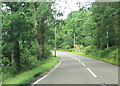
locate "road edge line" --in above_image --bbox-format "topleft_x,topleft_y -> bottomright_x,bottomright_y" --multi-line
32,61 -> 62,85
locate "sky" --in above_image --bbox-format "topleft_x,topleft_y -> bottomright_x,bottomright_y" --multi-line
54,0 -> 95,20
1,0 -> 95,20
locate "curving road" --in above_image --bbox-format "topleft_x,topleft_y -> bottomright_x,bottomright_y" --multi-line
32,51 -> 118,86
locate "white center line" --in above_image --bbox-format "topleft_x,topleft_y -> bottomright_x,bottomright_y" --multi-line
75,58 -> 77,60
87,68 -> 97,77
78,60 -> 81,63
73,56 -> 98,78
81,63 -> 86,67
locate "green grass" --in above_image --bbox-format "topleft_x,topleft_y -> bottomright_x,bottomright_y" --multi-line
70,52 -> 119,66
56,48 -> 69,52
72,52 -> 119,66
2,56 -> 60,85
57,49 -> 119,66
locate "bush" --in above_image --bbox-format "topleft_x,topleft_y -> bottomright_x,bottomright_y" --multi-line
20,44 -> 40,71
20,55 -> 40,71
59,43 -> 65,49
108,49 -> 118,61
90,46 -> 99,57
97,50 -> 105,58
73,45 -> 84,52
84,46 -> 92,55
79,45 -> 84,49
96,47 -> 118,61
69,48 -> 75,52
99,48 -> 111,58
2,56 -> 17,80
44,44 -> 52,58
65,45 -> 71,49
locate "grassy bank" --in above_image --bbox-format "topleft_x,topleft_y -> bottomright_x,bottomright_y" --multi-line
57,48 -> 119,66
2,56 -> 60,85
71,52 -> 118,66
56,48 -> 69,52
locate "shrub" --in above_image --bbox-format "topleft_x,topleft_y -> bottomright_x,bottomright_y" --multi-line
65,45 -> 71,49
96,47 -> 118,61
2,56 -> 17,80
44,44 -> 52,58
84,46 -> 91,55
79,45 -> 84,49
69,48 -> 75,52
59,43 -> 65,49
108,49 -> 118,61
20,55 -> 40,71
90,46 -> 99,57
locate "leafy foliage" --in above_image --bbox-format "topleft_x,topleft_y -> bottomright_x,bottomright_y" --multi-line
56,2 -> 119,65
2,2 -> 56,81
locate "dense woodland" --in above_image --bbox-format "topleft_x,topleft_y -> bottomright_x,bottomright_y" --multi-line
55,2 -> 120,65
2,2 -> 56,80
1,2 -> 120,83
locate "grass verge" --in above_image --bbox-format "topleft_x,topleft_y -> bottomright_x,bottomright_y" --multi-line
56,48 -> 69,52
57,49 -> 119,66
2,56 -> 60,85
70,52 -> 118,66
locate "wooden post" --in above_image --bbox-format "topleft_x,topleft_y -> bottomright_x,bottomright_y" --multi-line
74,33 -> 75,49
73,26 -> 75,49
55,15 -> 56,57
107,31 -> 109,49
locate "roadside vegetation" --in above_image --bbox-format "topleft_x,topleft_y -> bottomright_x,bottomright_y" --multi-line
1,2 -> 60,85
3,56 -> 60,84
55,2 -> 120,66
57,46 -> 119,66
1,1 -> 120,85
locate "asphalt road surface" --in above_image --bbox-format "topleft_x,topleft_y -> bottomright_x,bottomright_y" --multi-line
32,51 -> 118,85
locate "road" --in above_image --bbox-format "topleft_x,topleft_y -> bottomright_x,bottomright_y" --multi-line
32,51 -> 118,85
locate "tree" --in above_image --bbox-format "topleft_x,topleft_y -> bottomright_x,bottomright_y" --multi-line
32,2 -> 54,60
2,2 -> 35,71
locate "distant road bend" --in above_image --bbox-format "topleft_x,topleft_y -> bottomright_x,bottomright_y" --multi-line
32,51 -> 118,85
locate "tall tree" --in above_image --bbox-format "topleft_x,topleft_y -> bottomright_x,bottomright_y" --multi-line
2,2 -> 33,71
32,2 -> 54,60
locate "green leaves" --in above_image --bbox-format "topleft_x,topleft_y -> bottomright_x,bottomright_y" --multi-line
56,2 -> 119,50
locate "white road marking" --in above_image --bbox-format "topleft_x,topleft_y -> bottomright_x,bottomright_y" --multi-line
78,60 -> 81,63
75,58 -> 77,60
87,68 -> 97,77
75,57 -> 97,78
32,61 -> 62,85
32,75 -> 48,85
81,63 -> 86,67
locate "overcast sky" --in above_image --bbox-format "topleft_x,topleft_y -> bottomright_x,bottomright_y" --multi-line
1,0 -> 95,20
54,0 -> 95,20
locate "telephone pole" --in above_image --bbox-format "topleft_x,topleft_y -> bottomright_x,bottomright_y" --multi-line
74,33 -> 75,49
73,25 -> 75,49
55,15 -> 56,57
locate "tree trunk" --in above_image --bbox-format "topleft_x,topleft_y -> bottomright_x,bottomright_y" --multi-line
39,28 -> 44,60
11,48 -> 15,66
117,22 -> 120,65
11,41 -> 20,71
34,24 -> 45,60
106,31 -> 109,49
34,22 -> 44,60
